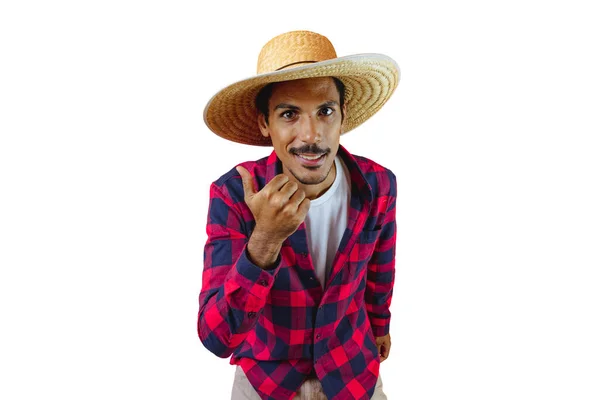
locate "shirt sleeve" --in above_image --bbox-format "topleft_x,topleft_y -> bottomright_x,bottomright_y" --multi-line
197,181 -> 281,358
365,173 -> 397,338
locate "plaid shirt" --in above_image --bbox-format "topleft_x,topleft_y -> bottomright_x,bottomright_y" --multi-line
198,145 -> 397,400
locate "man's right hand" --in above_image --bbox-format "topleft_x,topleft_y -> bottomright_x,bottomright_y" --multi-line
236,165 -> 311,268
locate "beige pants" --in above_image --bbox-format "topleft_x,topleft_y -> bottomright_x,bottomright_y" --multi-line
231,366 -> 387,400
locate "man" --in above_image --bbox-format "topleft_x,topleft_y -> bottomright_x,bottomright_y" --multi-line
198,30 -> 400,400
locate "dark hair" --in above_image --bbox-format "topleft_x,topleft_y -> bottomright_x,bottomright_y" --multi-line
255,77 -> 346,125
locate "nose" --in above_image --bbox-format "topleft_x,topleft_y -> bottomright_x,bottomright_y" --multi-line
298,115 -> 321,144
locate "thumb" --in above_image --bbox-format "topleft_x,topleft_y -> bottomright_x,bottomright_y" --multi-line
236,166 -> 257,199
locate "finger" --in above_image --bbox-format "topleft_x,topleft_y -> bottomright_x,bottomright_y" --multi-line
263,173 -> 290,194
297,197 -> 311,216
379,348 -> 386,362
381,343 -> 390,360
288,187 -> 306,207
278,181 -> 299,200
236,166 -> 257,199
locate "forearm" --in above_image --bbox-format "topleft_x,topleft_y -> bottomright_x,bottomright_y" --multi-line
365,192 -> 397,337
198,177 -> 298,356
365,275 -> 394,337
247,229 -> 284,269
198,243 -> 281,357
365,237 -> 396,336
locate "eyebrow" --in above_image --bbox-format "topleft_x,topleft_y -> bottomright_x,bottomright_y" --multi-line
273,103 -> 300,111
318,100 -> 339,109
273,100 -> 339,112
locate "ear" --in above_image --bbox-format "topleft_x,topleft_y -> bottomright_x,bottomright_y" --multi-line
340,103 -> 348,132
258,113 -> 270,138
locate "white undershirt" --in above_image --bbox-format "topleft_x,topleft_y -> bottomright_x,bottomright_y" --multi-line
304,156 -> 351,289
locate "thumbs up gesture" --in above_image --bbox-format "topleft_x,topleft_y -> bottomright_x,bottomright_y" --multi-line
236,166 -> 311,245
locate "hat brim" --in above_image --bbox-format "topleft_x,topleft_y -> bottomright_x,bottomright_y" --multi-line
203,54 -> 400,146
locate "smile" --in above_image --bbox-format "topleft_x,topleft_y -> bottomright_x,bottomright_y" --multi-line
298,154 -> 323,160
294,153 -> 327,167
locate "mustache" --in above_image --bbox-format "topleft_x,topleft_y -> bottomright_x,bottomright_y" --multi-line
289,144 -> 330,156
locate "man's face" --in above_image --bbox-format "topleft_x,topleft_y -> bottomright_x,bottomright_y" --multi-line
258,77 -> 345,186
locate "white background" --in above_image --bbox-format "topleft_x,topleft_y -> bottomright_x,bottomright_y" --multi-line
1,0 -> 599,399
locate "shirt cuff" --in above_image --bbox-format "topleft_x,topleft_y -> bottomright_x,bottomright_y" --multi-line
370,323 -> 390,338
228,244 -> 282,299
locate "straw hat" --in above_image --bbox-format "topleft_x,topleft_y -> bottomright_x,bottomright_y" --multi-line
203,30 -> 400,146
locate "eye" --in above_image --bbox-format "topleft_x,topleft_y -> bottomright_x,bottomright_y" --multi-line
280,110 -> 297,120
319,107 -> 334,116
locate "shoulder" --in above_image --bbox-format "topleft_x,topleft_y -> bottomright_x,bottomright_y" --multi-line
349,153 -> 397,198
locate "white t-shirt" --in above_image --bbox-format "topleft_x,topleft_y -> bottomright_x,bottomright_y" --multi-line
304,156 -> 351,289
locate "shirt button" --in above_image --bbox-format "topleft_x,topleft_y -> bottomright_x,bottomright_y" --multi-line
258,279 -> 268,287
316,334 -> 321,340
301,252 -> 308,257
247,312 -> 256,318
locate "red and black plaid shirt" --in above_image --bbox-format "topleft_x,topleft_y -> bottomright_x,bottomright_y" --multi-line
198,145 -> 397,399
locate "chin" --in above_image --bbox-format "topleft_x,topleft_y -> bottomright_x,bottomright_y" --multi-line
296,174 -> 328,185
291,165 -> 331,185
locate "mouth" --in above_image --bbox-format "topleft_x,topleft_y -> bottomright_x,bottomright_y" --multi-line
293,152 -> 327,167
